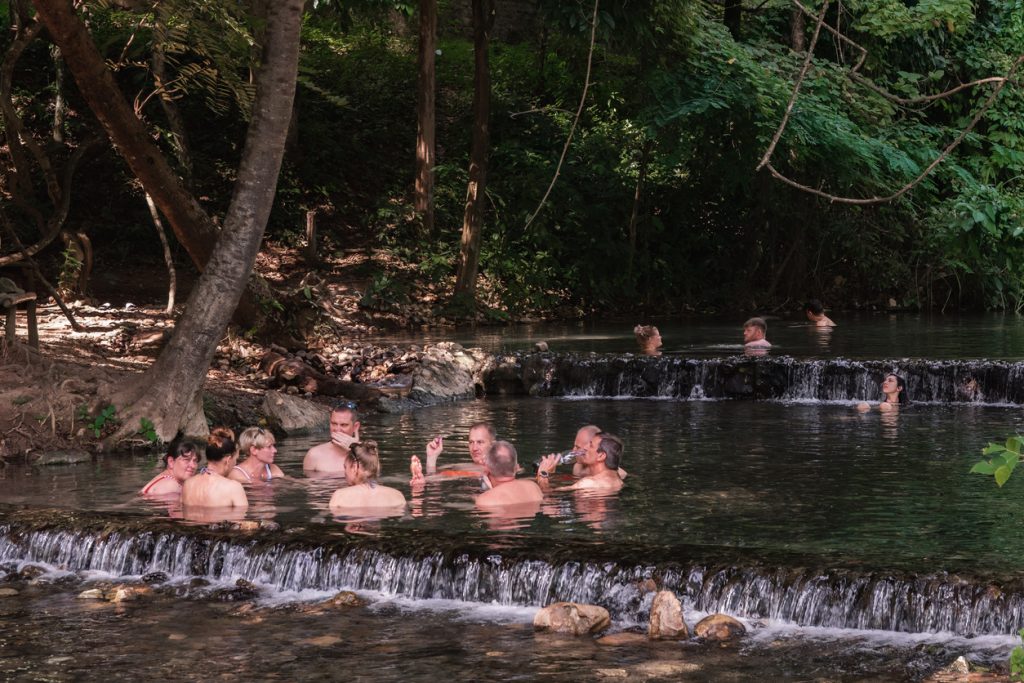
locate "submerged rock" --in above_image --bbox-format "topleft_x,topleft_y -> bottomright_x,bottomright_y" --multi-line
142,571 -> 169,585
77,588 -> 105,600
694,613 -> 746,642
324,590 -> 365,608
533,602 -> 611,635
18,565 -> 46,580
648,590 -> 688,640
110,586 -> 138,603
33,450 -> 92,466
596,632 -> 647,646
0,587 -> 18,597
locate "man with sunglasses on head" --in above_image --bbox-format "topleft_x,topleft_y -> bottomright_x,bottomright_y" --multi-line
303,401 -> 361,477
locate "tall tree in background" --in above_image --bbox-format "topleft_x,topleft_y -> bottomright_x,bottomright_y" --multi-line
415,0 -> 437,236
34,0 -> 304,440
453,0 -> 494,305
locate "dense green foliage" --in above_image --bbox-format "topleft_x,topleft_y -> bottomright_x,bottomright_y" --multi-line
2,0 -> 1023,317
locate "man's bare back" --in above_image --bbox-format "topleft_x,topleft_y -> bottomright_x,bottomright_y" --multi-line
477,478 -> 543,507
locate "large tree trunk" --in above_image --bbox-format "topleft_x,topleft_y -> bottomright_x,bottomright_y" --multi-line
105,0 -> 304,441
414,0 -> 437,237
453,0 -> 494,304
33,0 -> 220,270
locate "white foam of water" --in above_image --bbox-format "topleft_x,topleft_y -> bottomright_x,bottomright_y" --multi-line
364,593 -> 538,624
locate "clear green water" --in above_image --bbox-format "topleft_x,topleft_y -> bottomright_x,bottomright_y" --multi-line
4,398 -> 1023,575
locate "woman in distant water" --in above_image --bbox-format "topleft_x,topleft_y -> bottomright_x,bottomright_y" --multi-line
330,441 -> 406,510
634,325 -> 663,356
230,427 -> 285,484
857,373 -> 909,412
140,440 -> 198,496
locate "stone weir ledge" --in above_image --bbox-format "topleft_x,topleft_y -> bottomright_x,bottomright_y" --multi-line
3,506 -> 1024,637
263,345 -> 1024,432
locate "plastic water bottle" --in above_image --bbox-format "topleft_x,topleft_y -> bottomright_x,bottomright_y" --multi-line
532,449 -> 581,472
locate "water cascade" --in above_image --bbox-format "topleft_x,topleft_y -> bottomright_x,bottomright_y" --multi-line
3,510 -> 1022,636
485,354 -> 1024,404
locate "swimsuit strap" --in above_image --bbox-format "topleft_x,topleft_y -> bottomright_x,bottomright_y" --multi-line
141,473 -> 177,494
264,462 -> 273,482
232,465 -> 253,482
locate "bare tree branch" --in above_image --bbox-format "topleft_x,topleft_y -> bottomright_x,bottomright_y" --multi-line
522,0 -> 600,231
758,0 -> 1024,205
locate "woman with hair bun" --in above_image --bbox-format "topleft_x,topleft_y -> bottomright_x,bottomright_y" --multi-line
181,430 -> 248,513
857,373 -> 909,412
329,441 -> 406,511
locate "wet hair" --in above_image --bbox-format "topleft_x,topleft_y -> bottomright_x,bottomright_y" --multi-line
805,299 -> 825,315
486,440 -> 518,478
205,432 -> 238,462
634,325 -> 660,342
887,373 -> 910,405
743,317 -> 767,334
238,427 -> 274,456
211,426 -> 236,441
349,441 -> 380,480
469,422 -> 497,440
595,432 -> 624,470
164,439 -> 198,467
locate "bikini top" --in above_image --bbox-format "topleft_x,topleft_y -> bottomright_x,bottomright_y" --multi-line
141,473 -> 178,494
233,462 -> 273,482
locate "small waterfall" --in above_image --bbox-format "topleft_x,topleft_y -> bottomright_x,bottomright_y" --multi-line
3,516 -> 1024,636
485,354 -> 1024,404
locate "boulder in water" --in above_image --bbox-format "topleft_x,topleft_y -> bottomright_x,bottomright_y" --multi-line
324,590 -> 365,608
533,602 -> 611,635
262,390 -> 329,435
77,588 -> 105,600
693,613 -> 746,642
648,590 -> 688,640
142,571 -> 169,585
110,586 -> 138,603
0,588 -> 18,598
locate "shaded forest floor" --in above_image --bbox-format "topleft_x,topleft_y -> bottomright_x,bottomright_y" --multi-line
0,240 -> 461,460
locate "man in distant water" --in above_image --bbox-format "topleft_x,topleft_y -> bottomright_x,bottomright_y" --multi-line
537,431 -> 625,492
804,300 -> 836,327
303,403 -> 360,476
742,317 -> 771,352
476,440 -> 543,507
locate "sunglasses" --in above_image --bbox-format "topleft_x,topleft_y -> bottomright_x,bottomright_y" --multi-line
335,400 -> 358,411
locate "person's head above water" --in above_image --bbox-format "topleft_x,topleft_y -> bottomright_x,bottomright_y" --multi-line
485,440 -> 519,479
634,325 -> 662,355
805,299 -> 825,317
468,422 -> 497,465
574,425 -> 601,452
205,431 -> 238,462
594,432 -> 624,471
346,441 -> 381,482
882,373 -> 909,405
742,317 -> 768,344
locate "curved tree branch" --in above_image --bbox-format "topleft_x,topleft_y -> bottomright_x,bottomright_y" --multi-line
522,0 -> 600,231
759,0 -> 1024,205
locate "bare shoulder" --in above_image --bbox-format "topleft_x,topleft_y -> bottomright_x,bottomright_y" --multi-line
377,485 -> 407,506
477,479 -> 542,506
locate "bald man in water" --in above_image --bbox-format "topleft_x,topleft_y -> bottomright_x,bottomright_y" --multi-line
560,425 -> 627,480
477,441 -> 543,507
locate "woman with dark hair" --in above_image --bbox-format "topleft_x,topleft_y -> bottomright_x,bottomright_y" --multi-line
181,431 -> 248,511
857,373 -> 909,412
329,441 -> 406,510
140,440 -> 198,496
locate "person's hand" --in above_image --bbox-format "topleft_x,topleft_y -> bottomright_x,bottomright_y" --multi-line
537,453 -> 560,478
410,455 -> 425,485
426,436 -> 443,461
331,431 -> 358,449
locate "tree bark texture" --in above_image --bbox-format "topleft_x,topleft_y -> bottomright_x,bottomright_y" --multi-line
453,0 -> 494,301
790,7 -> 806,52
415,0 -> 437,236
108,0 -> 304,441
32,0 -> 219,271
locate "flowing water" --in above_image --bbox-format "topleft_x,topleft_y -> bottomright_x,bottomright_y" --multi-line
5,314 -> 1024,679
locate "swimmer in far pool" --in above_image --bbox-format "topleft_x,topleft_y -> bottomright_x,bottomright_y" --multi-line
804,299 -> 836,327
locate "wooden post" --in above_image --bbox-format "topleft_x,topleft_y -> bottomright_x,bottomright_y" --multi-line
303,209 -> 318,265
